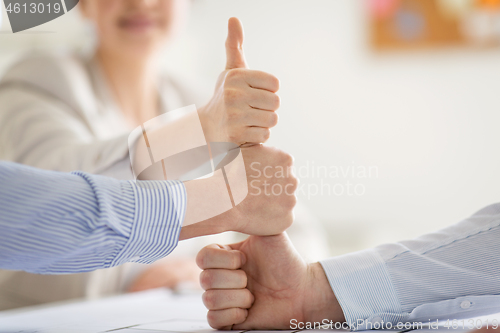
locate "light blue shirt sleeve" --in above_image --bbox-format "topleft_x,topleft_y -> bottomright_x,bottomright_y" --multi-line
0,161 -> 186,274
320,203 -> 500,330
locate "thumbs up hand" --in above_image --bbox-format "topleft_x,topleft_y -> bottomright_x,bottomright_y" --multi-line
198,18 -> 281,145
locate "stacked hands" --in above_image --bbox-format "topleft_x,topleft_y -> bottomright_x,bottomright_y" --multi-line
197,234 -> 344,330
184,18 -> 343,330
138,18 -> 498,331
179,17 -> 298,239
138,18 -> 499,332
132,17 -> 298,292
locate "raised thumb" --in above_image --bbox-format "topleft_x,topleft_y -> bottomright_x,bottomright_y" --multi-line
225,17 -> 248,70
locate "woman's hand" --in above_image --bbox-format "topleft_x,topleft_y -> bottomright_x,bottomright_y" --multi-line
128,257 -> 201,292
198,17 -> 280,146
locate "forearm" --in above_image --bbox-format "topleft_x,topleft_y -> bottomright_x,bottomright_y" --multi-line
320,203 -> 500,330
0,162 -> 186,274
179,211 -> 229,240
303,263 -> 345,324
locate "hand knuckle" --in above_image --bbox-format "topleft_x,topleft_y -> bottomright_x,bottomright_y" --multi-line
233,308 -> 246,323
228,131 -> 240,143
230,254 -> 239,269
207,311 -> 222,329
227,109 -> 240,122
199,270 -> 212,289
259,129 -> 270,143
202,291 -> 216,309
268,74 -> 280,91
272,94 -> 281,109
245,289 -> 254,306
226,68 -> 244,81
225,69 -> 236,81
269,112 -> 279,127
274,77 -> 281,91
285,213 -> 294,229
281,153 -> 294,167
238,270 -> 248,288
283,195 -> 297,212
223,88 -> 239,104
196,250 -> 207,269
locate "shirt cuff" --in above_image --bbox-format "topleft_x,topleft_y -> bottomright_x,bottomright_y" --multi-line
320,249 -> 408,330
111,179 -> 186,266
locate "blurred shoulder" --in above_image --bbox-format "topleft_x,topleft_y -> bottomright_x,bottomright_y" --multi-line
0,51 -> 95,113
1,51 -> 89,87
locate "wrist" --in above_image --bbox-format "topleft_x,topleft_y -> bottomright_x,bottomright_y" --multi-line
197,106 -> 213,143
179,213 -> 228,240
303,263 -> 345,324
179,194 -> 239,240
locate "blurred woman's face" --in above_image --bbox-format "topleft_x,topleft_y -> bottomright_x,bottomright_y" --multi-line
81,0 -> 190,58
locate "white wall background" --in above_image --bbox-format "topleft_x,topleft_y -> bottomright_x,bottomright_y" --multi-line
1,0 -> 499,256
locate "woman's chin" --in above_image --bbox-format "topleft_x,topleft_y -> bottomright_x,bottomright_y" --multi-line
114,36 -> 164,58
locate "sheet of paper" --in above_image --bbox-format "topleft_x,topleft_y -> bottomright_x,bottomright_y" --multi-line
134,319 -> 213,332
0,289 -> 207,333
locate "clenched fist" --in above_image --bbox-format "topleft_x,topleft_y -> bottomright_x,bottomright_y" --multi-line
196,234 -> 345,330
226,145 -> 298,235
180,145 -> 298,239
198,17 -> 280,146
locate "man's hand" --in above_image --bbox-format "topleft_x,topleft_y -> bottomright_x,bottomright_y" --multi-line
196,234 -> 345,330
180,145 -> 298,239
198,17 -> 280,145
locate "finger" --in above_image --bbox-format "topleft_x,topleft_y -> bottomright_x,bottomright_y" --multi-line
239,142 -> 260,148
202,289 -> 254,310
248,89 -> 280,111
200,269 -> 247,290
241,126 -> 271,144
244,108 -> 279,128
207,308 -> 248,330
226,17 -> 248,70
244,70 -> 280,93
196,244 -> 246,270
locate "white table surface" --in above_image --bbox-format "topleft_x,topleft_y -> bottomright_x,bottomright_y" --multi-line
0,288 -> 496,333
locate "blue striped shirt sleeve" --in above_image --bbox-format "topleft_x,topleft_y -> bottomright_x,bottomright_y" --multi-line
0,161 -> 186,274
320,203 -> 500,330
